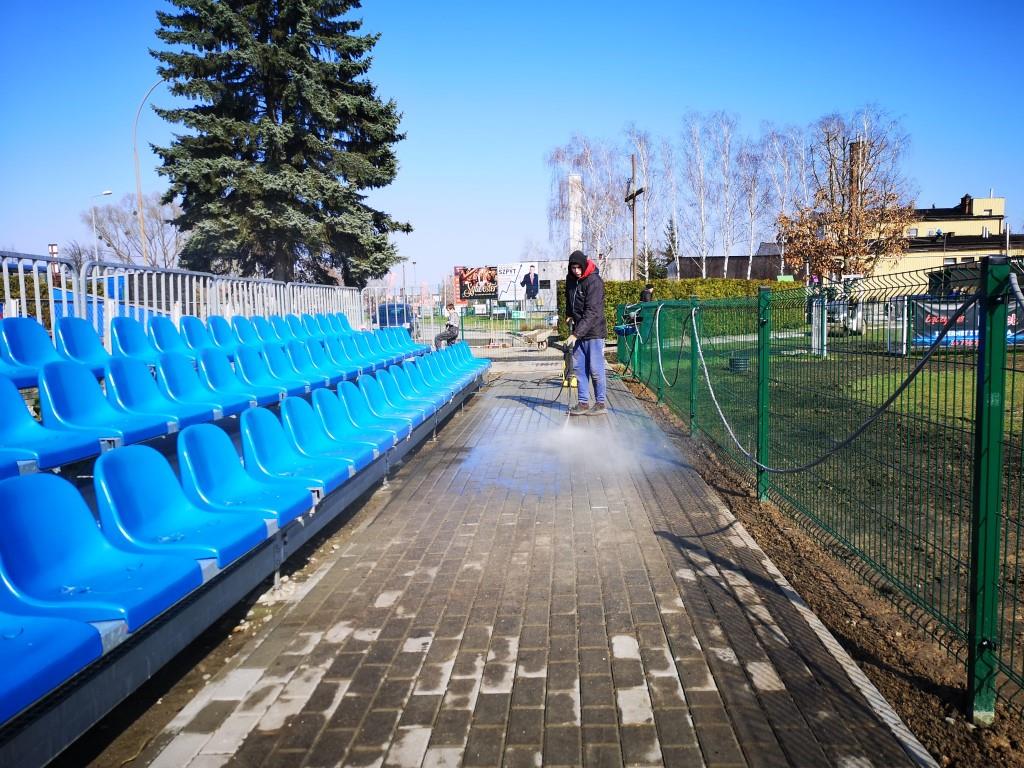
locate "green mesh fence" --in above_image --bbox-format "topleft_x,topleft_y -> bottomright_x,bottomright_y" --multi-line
618,257 -> 1024,721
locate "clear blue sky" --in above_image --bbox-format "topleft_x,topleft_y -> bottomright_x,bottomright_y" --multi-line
1,0 -> 1022,284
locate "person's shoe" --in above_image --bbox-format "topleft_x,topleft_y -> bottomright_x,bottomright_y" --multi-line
588,402 -> 609,415
568,402 -> 590,416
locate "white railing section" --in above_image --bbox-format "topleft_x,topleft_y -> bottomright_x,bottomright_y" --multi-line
0,252 -> 360,338
0,252 -> 78,329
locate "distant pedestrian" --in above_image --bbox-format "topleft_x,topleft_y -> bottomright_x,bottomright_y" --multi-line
434,303 -> 459,349
640,283 -> 654,303
564,250 -> 608,416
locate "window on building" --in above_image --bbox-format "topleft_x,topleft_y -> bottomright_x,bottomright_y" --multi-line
982,226 -> 989,237
928,229 -> 936,236
984,209 -> 993,216
908,227 -> 918,237
960,257 -> 976,263
943,258 -> 957,266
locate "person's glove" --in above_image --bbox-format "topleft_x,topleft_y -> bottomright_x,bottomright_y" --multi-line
565,334 -> 577,347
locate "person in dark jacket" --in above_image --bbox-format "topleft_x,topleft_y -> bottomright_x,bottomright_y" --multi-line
564,250 -> 608,415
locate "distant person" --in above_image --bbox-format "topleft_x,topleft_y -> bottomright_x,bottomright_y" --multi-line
640,283 -> 654,303
564,250 -> 608,416
434,302 -> 459,349
520,265 -> 539,310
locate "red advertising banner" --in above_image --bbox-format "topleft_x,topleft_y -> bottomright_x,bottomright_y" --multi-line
454,266 -> 498,300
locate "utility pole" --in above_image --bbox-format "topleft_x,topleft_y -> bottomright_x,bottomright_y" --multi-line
624,154 -> 645,281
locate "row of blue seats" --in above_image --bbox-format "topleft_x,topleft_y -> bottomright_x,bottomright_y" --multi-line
0,343 -> 489,725
0,342 -> 481,479
0,312 -> 427,390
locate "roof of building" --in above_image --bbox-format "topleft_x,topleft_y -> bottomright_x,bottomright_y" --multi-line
906,233 -> 1024,253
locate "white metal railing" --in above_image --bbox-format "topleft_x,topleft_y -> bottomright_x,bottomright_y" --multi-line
0,252 -> 361,336
0,251 -> 79,331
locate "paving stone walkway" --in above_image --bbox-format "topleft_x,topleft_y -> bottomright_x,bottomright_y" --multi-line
139,370 -> 933,768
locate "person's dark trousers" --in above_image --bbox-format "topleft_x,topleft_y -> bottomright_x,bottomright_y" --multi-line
572,338 -> 607,405
434,326 -> 458,349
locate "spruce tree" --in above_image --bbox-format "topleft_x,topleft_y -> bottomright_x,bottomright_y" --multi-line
152,0 -> 410,286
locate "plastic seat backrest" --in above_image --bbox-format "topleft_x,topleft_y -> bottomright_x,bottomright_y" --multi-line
106,356 -> 177,414
269,315 -> 295,341
198,348 -> 240,390
207,316 -> 238,350
111,317 -> 159,360
180,316 -> 216,351
177,423 -> 248,499
335,314 -> 354,333
0,375 -> 42,439
158,352 -> 215,401
93,444 -> 191,535
240,407 -> 296,471
232,316 -> 262,346
55,317 -> 109,369
1,317 -> 63,367
255,316 -> 284,343
286,315 -> 310,340
150,316 -> 190,355
38,360 -> 122,424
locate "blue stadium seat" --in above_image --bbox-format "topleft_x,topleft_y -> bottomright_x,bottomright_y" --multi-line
358,374 -> 424,428
405,358 -> 458,400
0,318 -> 65,377
231,316 -> 263,347
263,343 -> 326,391
55,316 -> 111,377
286,340 -> 342,387
110,317 -> 162,366
323,335 -> 372,376
106,356 -> 214,428
94,445 -> 268,569
157,352 -> 253,417
358,332 -> 402,367
342,335 -> 385,371
234,345 -> 308,397
306,336 -> 359,382
38,361 -> 173,445
278,397 -> 376,471
0,473 -> 202,632
285,314 -> 313,341
198,348 -> 283,407
376,368 -> 435,420
300,314 -> 329,341
240,408 -> 352,494
177,424 -> 313,528
256,315 -> 287,343
309,314 -> 336,339
268,317 -> 296,344
333,313 -> 356,333
311,388 -> 393,454
392,363 -> 448,408
0,375 -> 103,469
0,610 -> 103,725
452,341 -> 491,372
149,316 -> 197,362
337,380 -> 412,442
206,315 -> 240,359
180,316 -> 225,357
0,343 -> 36,389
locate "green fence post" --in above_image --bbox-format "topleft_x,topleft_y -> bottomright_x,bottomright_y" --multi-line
756,287 -> 772,500
689,297 -> 699,433
968,255 -> 1010,725
615,304 -> 625,365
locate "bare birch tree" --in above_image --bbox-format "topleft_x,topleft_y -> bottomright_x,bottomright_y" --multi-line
711,112 -> 738,277
548,136 -> 630,276
85,192 -> 187,268
660,137 -> 681,278
762,124 -> 795,275
680,112 -> 714,278
736,140 -> 768,280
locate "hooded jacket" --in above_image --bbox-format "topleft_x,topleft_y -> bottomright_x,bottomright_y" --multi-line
565,257 -> 607,341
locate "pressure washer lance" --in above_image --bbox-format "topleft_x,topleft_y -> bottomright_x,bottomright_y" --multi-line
548,339 -> 578,415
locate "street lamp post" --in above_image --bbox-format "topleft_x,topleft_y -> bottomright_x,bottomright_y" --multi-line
91,190 -> 113,261
134,79 -> 163,267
